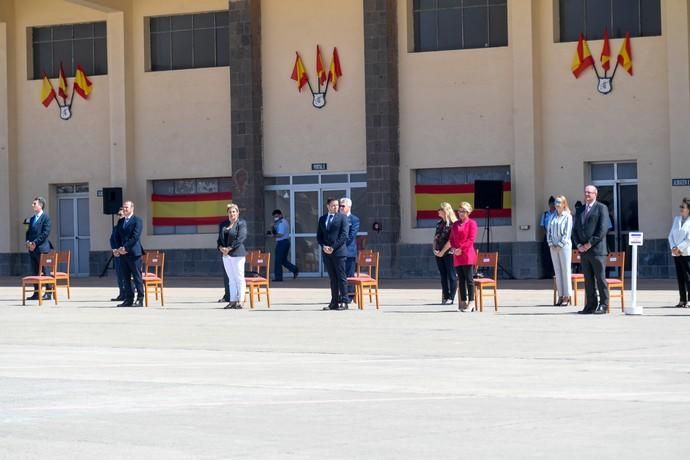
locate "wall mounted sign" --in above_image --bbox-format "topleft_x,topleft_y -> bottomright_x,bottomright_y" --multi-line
571,30 -> 632,95
311,163 -> 327,171
672,178 -> 690,186
40,63 -> 93,120
290,45 -> 342,109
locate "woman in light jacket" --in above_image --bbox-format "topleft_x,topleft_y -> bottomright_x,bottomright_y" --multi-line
668,197 -> 690,308
547,195 -> 573,306
449,201 -> 478,312
217,203 -> 247,309
433,202 -> 458,305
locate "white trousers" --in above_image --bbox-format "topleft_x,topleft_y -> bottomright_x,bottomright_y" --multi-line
550,243 -> 572,297
222,255 -> 246,302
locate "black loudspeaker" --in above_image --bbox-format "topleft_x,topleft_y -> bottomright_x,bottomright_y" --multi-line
473,180 -> 504,210
102,187 -> 123,215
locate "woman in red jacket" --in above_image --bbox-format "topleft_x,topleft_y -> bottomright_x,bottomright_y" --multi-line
449,201 -> 478,312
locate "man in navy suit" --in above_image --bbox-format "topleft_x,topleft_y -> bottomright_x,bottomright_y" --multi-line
317,197 -> 350,310
573,185 -> 610,314
339,197 -> 360,300
109,207 -> 129,301
25,196 -> 53,300
112,200 -> 145,307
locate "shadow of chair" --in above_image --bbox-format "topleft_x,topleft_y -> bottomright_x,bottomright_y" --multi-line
22,250 -> 59,306
142,250 -> 165,307
347,250 -> 380,310
474,251 -> 498,312
54,249 -> 72,300
606,251 -> 626,312
245,250 -> 271,309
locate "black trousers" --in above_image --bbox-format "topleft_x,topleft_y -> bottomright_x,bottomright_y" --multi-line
29,250 -> 49,291
435,253 -> 457,301
324,254 -> 348,305
274,239 -> 298,280
673,255 -> 690,302
455,264 -> 474,302
581,252 -> 608,309
121,255 -> 144,301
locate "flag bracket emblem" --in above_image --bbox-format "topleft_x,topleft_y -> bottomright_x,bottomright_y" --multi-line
312,92 -> 326,109
59,105 -> 72,120
571,30 -> 633,95
291,46 -> 343,109
39,63 -> 93,120
597,77 -> 612,95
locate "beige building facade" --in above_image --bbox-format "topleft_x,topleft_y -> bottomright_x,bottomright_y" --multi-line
0,0 -> 687,278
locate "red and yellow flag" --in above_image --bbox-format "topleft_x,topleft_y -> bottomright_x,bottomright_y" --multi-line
571,33 -> 594,78
58,62 -> 69,102
415,183 -> 512,220
328,47 -> 343,90
290,52 -> 309,92
600,29 -> 611,72
40,74 -> 56,107
152,192 -> 232,226
617,32 -> 633,76
74,64 -> 93,99
316,45 -> 327,86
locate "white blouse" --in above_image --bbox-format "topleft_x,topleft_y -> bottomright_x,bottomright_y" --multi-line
668,215 -> 690,256
547,212 -> 573,248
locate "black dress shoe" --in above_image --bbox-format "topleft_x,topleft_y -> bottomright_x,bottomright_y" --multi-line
111,295 -> 125,302
293,268 -> 299,279
323,302 -> 337,310
27,294 -> 39,300
224,302 -> 236,309
218,296 -> 229,303
133,298 -> 144,307
593,304 -> 608,314
232,303 -> 243,309
674,302 -> 688,308
42,293 -> 52,300
577,307 -> 594,314
117,300 -> 134,307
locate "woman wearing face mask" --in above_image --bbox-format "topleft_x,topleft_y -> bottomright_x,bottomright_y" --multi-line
270,209 -> 298,281
547,195 -> 573,306
217,203 -> 247,309
669,197 -> 690,308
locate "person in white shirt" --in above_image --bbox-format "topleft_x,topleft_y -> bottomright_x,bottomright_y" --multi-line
668,197 -> 690,307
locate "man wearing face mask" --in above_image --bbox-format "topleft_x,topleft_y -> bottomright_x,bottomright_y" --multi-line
270,209 -> 299,281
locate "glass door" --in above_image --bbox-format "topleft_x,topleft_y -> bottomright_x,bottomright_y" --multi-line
293,190 -> 321,275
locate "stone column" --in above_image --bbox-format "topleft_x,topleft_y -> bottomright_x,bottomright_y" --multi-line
363,0 -> 400,277
229,0 -> 264,249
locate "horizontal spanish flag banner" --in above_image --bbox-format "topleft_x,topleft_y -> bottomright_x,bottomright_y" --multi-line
152,192 -> 231,226
415,183 -> 511,220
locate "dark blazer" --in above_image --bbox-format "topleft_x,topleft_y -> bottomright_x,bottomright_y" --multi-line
113,215 -> 144,257
317,213 -> 349,257
25,213 -> 53,252
109,217 -> 124,250
573,201 -> 609,256
217,218 -> 247,257
345,213 -> 360,258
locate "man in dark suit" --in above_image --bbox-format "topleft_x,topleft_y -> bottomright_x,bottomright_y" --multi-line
109,207 -> 129,302
339,197 -> 360,300
112,200 -> 145,307
25,196 -> 53,300
573,185 -> 610,314
317,197 -> 350,310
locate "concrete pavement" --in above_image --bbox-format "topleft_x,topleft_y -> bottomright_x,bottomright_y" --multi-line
1,276 -> 689,459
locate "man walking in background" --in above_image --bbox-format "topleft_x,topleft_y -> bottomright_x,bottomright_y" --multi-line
270,209 -> 299,281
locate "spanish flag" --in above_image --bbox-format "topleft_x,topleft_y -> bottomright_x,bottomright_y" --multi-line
328,47 -> 342,90
40,74 -> 56,107
600,29 -> 611,72
290,52 -> 309,92
617,32 -> 633,76
74,64 -> 93,99
58,62 -> 69,103
571,33 -> 594,78
152,192 -> 232,226
415,183 -> 512,220
316,45 -> 327,86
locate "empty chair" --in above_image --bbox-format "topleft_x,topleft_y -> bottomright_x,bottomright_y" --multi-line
606,252 -> 626,312
474,252 -> 499,312
21,250 -> 59,306
245,251 -> 271,309
142,251 -> 165,307
53,249 -> 72,299
347,250 -> 380,310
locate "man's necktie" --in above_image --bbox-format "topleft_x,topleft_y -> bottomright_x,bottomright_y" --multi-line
124,218 -> 130,228
326,214 -> 333,228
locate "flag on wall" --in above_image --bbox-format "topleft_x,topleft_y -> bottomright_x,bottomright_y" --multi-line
151,192 -> 232,226
316,45 -> 327,86
617,32 -> 633,75
571,33 -> 594,78
414,183 -> 512,220
74,65 -> 93,99
58,63 -> 69,103
290,52 -> 309,92
600,29 -> 611,72
40,74 -> 56,107
328,47 -> 343,90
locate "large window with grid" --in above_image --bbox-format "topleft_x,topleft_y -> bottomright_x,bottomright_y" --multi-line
413,0 -> 508,52
31,22 -> 107,79
558,0 -> 661,42
148,11 -> 229,71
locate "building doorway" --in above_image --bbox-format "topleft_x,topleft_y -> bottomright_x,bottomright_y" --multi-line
265,173 -> 367,277
56,184 -> 91,277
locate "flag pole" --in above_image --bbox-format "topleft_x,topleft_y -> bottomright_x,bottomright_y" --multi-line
610,60 -> 619,80
68,77 -> 76,109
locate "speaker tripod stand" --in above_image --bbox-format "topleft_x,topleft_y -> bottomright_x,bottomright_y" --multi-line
479,207 -> 513,279
99,214 -> 116,278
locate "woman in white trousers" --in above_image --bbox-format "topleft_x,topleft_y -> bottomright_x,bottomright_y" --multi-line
547,195 -> 573,306
217,203 -> 247,309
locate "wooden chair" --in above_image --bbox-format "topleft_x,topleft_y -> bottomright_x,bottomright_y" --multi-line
53,249 -> 72,299
22,251 -> 59,306
552,249 -> 583,305
473,252 -> 498,312
142,251 -> 165,307
606,252 -> 626,312
347,250 -> 380,310
245,251 -> 271,309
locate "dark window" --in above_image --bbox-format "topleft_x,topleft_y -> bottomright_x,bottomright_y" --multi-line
559,0 -> 661,42
413,0 -> 507,52
31,21 -> 107,79
148,11 -> 229,71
